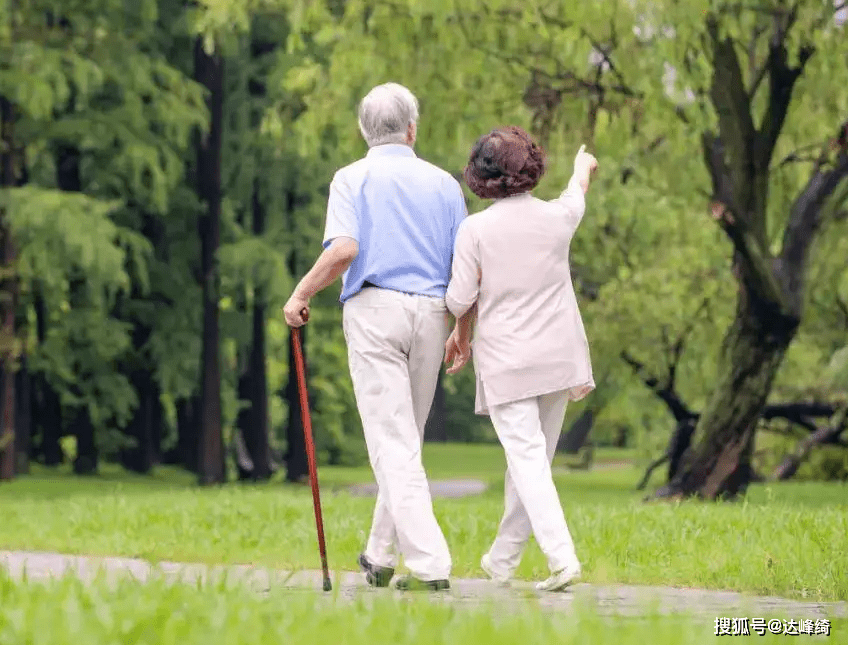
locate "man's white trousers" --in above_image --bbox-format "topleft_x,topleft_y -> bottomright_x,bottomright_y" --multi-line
343,287 -> 451,581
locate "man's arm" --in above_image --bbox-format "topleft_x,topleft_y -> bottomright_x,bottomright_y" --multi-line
283,237 -> 358,327
284,169 -> 358,328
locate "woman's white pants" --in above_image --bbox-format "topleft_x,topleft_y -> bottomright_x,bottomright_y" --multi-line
485,390 -> 580,577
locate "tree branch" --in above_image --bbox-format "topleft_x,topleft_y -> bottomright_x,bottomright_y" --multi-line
746,21 -> 771,99
771,405 -> 848,480
761,402 -> 838,422
704,10 -> 812,316
776,138 -> 833,168
813,1 -> 847,28
706,16 -> 757,197
538,10 -> 641,99
779,143 -> 848,303
454,7 -> 640,106
703,134 -> 786,308
636,452 -> 669,491
758,8 -> 815,168
620,351 -> 698,422
836,294 -> 848,329
668,299 -> 709,385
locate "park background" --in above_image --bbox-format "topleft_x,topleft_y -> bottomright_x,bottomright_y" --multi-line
1,0 -> 847,642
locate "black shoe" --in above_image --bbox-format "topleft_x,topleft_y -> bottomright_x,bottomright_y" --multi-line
394,575 -> 451,592
358,553 -> 395,588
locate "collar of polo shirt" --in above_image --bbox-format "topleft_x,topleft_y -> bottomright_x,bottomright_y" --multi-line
366,144 -> 417,158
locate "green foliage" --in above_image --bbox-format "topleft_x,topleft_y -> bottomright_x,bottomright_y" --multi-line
2,0 -> 212,451
805,446 -> 848,482
272,0 -> 848,462
6,187 -> 148,297
31,309 -> 136,425
3,0 -> 847,478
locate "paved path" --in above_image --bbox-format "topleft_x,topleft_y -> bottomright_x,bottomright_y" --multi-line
347,478 -> 488,498
2,550 -> 846,620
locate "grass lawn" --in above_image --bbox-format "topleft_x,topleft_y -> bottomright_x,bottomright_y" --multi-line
5,574 -> 844,645
1,444 -> 846,602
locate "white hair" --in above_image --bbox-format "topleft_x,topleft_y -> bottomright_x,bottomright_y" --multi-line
357,83 -> 419,147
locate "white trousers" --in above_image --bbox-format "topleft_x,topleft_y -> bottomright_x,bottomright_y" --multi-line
485,390 -> 580,576
343,287 -> 451,581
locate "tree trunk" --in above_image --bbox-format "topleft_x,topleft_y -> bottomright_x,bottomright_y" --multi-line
237,294 -> 272,479
121,373 -> 160,474
656,296 -> 796,499
33,289 -> 63,466
236,180 -> 273,481
249,304 -> 273,475
667,417 -> 697,481
0,369 -> 14,481
55,142 -> 99,477
0,96 -> 16,481
71,407 -> 98,475
424,369 -> 447,442
235,366 -> 253,479
121,333 -> 160,474
167,395 -> 200,471
285,325 -> 309,483
151,382 -> 162,460
283,178 -> 309,481
247,184 -> 272,479
14,356 -> 31,474
194,38 -> 225,485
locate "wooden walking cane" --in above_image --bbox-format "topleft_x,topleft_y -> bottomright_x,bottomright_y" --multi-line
291,326 -> 332,592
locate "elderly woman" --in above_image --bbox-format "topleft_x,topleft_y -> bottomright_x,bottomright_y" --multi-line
444,126 -> 597,592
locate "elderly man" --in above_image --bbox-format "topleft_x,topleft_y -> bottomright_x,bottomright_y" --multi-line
283,82 -> 467,591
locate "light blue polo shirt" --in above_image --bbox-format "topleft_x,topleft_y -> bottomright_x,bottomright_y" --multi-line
322,144 -> 467,303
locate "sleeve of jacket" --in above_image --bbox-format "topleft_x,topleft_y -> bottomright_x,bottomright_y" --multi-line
550,174 -> 587,229
445,218 -> 480,318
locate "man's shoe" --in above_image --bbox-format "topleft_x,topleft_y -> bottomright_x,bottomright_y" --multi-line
480,554 -> 510,585
394,576 -> 451,592
358,553 -> 394,588
535,565 -> 581,592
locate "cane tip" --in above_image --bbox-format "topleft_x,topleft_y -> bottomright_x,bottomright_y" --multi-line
323,578 -> 332,592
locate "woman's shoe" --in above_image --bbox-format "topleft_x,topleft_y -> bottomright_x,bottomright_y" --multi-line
535,565 -> 580,592
480,554 -> 511,585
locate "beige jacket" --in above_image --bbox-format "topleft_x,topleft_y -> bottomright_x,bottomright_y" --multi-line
445,176 -> 595,415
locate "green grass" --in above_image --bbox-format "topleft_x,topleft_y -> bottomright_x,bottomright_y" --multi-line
320,442 -> 512,486
1,444 -> 847,601
2,574 -> 844,645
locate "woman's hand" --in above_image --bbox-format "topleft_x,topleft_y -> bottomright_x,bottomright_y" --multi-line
575,144 -> 598,174
573,145 -> 598,193
444,329 -> 471,375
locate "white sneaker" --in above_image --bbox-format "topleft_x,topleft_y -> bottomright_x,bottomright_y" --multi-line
535,564 -> 581,592
480,554 -> 511,585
